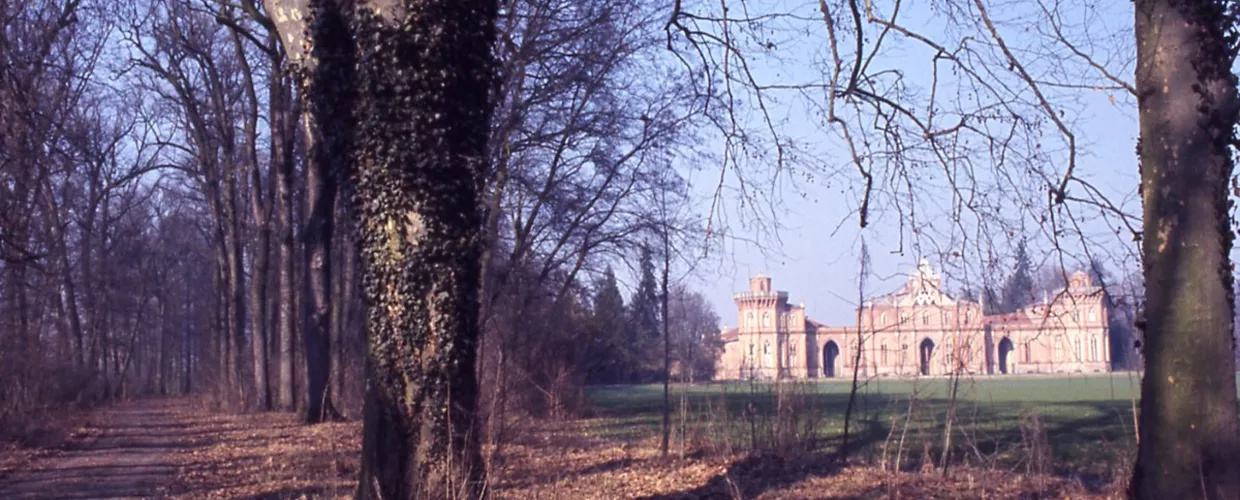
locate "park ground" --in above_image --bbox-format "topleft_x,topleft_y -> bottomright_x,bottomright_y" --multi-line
1,373 -> 1214,499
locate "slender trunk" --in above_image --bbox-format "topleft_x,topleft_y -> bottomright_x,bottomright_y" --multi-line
225,173 -> 247,407
213,237 -> 230,396
274,65 -> 298,412
236,30 -> 272,411
1130,1 -> 1240,498
301,107 -> 339,423
660,232 -> 671,457
842,243 -> 869,459
157,293 -> 167,395
330,203 -> 352,406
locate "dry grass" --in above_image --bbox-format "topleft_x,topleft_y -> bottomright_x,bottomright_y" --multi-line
157,406 -> 1121,499
0,397 -> 1124,499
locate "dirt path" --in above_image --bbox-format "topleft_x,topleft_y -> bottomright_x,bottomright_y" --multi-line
0,399 -> 194,499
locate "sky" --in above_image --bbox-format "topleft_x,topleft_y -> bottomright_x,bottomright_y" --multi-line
671,0 -> 1143,327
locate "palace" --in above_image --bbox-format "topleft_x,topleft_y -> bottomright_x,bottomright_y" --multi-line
716,260 -> 1111,379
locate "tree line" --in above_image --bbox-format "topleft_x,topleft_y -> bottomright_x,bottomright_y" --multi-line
5,0 -> 1240,497
1,0 -> 721,494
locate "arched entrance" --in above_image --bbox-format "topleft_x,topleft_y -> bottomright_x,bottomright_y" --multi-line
998,337 -> 1014,374
919,338 -> 935,376
823,341 -> 840,378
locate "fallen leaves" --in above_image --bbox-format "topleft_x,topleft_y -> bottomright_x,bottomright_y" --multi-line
8,398 -> 1121,499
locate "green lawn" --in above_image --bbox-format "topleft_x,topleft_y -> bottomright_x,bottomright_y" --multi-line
584,373 -> 1240,473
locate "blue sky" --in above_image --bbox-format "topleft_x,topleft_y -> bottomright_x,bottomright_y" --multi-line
672,0 -> 1144,326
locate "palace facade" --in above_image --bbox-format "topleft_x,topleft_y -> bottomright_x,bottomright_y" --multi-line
717,260 -> 1111,379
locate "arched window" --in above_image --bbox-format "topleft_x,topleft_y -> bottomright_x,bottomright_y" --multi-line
1090,337 -> 1099,361
881,344 -> 888,364
1074,338 -> 1083,361
1025,342 -> 1033,363
922,312 -> 930,326
746,312 -> 754,329
880,313 -> 888,326
943,311 -> 952,325
1072,311 -> 1081,323
762,341 -> 773,368
762,313 -> 771,328
789,340 -> 798,366
965,310 -> 973,324
1088,309 -> 1097,323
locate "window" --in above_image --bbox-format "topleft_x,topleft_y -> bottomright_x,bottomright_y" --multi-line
945,341 -> 954,368
1025,342 -> 1033,363
746,312 -> 754,329
881,344 -> 888,364
1074,338 -> 1082,361
1090,337 -> 1098,361
901,344 -> 908,364
880,313 -> 888,326
965,310 -> 973,324
763,341 -> 772,368
1073,311 -> 1081,323
922,312 -> 930,326
1054,338 -> 1063,362
944,311 -> 952,325
1088,310 -> 1097,323
762,313 -> 771,328
790,340 -> 798,367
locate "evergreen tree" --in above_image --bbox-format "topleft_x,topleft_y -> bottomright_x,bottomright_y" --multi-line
1087,257 -> 1110,288
628,246 -> 662,381
982,286 -> 1002,315
1000,239 -> 1034,313
631,246 -> 661,340
586,267 -> 628,384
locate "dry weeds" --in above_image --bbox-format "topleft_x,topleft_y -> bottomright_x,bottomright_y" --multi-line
158,406 -> 1121,499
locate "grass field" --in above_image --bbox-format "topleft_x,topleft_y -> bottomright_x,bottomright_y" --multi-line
584,373 -> 1240,474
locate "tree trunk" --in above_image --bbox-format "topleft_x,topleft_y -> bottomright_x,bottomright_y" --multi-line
302,107 -> 339,423
274,64 -> 298,412
330,198 -> 350,407
225,173 -> 247,407
236,30 -> 273,411
660,235 -> 671,457
350,0 -> 495,480
1130,1 -> 1240,498
264,0 -> 497,494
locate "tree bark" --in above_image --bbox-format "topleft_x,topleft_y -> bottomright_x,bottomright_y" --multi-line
1130,1 -> 1240,498
264,0 -> 497,494
660,236 -> 671,457
235,29 -> 273,411
273,63 -> 298,412
302,105 -> 340,423
350,0 -> 495,485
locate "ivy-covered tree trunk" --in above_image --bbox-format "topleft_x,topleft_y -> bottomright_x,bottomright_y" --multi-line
265,0 -> 497,496
1130,0 -> 1240,498
350,1 -> 495,494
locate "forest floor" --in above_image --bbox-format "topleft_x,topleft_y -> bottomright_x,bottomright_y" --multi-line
0,396 -> 1126,499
